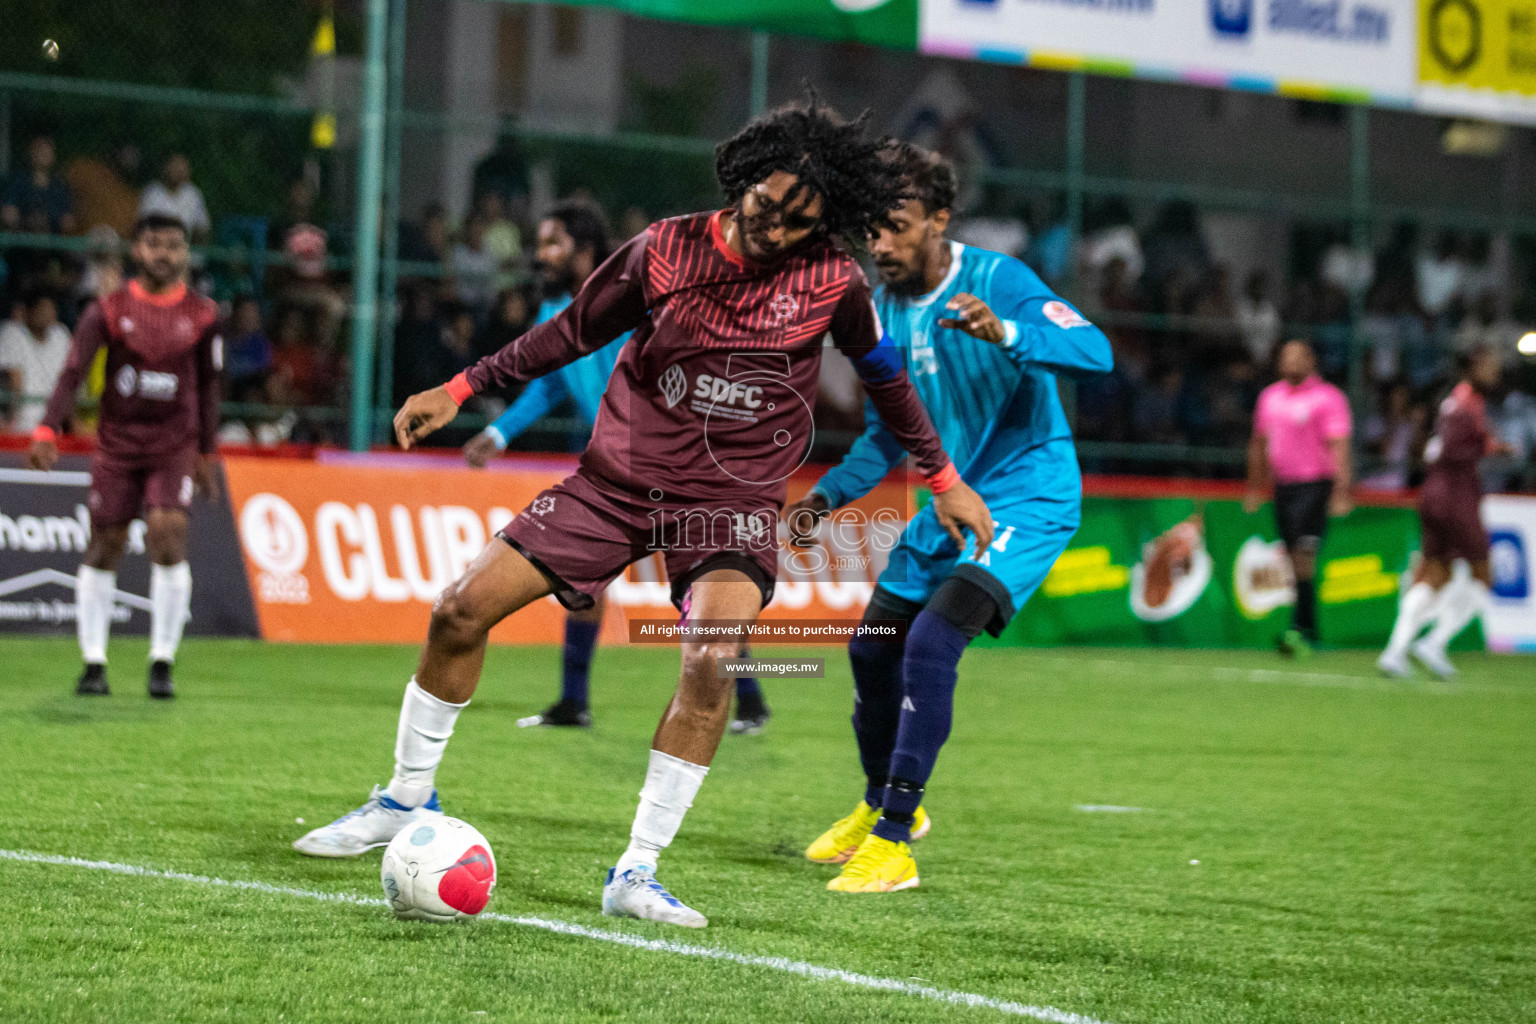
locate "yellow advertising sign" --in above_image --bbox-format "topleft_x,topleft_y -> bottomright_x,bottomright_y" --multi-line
1420,0 -> 1536,96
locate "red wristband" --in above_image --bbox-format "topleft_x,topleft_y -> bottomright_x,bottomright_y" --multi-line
443,372 -> 474,406
926,461 -> 961,495
31,425 -> 57,444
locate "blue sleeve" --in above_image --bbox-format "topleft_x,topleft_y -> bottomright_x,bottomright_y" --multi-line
983,258 -> 1113,379
811,396 -> 908,509
485,373 -> 568,447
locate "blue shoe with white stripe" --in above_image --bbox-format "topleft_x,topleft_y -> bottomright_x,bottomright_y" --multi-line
601,866 -> 708,928
293,785 -> 443,858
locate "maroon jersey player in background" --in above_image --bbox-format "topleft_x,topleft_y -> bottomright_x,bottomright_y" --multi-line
1378,345 -> 1513,679
28,214 -> 222,699
293,95 -> 993,928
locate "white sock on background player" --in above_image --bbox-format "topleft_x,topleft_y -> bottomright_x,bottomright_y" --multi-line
615,749 -> 709,874
149,562 -> 192,663
1420,577 -> 1487,655
385,679 -> 467,808
1383,581 -> 1438,659
76,566 -> 116,665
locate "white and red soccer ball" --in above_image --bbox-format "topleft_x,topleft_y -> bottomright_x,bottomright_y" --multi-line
381,817 -> 497,922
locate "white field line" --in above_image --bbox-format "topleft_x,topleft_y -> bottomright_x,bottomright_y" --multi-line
1074,805 -> 1147,813
0,848 -> 1113,1024
1030,656 -> 1495,694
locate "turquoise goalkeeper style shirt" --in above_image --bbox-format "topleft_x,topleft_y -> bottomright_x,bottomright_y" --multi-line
812,241 -> 1113,524
483,294 -> 628,448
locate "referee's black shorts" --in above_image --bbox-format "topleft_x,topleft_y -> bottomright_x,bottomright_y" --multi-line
1273,479 -> 1333,553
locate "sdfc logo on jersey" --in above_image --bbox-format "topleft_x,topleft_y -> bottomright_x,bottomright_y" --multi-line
1042,301 -> 1090,329
530,496 -> 557,516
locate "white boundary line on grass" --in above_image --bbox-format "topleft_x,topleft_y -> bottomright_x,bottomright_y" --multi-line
1,848 -> 1113,1024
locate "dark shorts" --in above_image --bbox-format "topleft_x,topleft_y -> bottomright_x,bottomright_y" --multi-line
500,469 -> 777,613
1419,501 -> 1488,564
87,446 -> 198,529
1274,479 -> 1333,552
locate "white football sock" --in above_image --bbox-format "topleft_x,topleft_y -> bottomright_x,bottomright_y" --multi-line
76,566 -> 116,665
1383,581 -> 1437,659
149,562 -> 192,664
1420,577 -> 1488,654
615,749 -> 709,874
386,678 -> 468,807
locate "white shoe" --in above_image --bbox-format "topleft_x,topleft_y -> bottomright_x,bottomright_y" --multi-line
601,867 -> 707,928
1377,649 -> 1414,679
1411,640 -> 1458,679
293,785 -> 443,858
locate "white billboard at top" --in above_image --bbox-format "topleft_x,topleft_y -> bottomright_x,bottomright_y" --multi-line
921,0 -> 1419,105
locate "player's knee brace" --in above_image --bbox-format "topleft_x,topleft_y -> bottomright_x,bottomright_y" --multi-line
925,575 -> 1002,641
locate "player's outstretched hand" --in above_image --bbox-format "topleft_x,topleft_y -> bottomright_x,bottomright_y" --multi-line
937,293 -> 1004,344
463,431 -> 500,469
26,438 -> 58,471
932,479 -> 994,553
194,455 -> 222,501
394,387 -> 460,450
783,491 -> 830,549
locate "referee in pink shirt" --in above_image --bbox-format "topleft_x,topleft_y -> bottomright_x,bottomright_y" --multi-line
1244,339 -> 1354,656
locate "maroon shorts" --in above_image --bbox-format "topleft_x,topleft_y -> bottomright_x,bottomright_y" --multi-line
500,469 -> 778,612
88,446 -> 198,528
1419,502 -> 1488,564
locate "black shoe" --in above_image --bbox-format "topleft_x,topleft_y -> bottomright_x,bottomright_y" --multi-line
519,698 -> 591,728
76,663 -> 109,696
728,694 -> 771,736
148,660 -> 176,699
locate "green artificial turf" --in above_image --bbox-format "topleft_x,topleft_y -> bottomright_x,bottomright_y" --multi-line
1,637 -> 1532,1023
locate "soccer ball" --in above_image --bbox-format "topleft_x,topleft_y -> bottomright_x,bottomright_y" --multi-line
380,816 -> 497,922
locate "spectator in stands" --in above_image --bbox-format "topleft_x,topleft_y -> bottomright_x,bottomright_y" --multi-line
0,289 -> 71,434
268,179 -> 318,252
1079,196 -> 1142,294
450,215 -> 499,317
64,141 -> 142,237
74,226 -> 124,313
224,295 -> 274,402
1141,200 -> 1210,306
476,285 -> 535,357
138,154 -> 210,243
440,301 -> 479,373
393,284 -> 444,404
1415,229 -> 1465,319
1189,265 -> 1241,362
2,134 -> 76,235
1093,254 -> 1150,384
1132,366 -> 1186,445
473,191 -> 523,291
1454,290 -> 1522,358
1360,382 -> 1422,490
1235,269 -> 1281,369
272,224 -> 346,349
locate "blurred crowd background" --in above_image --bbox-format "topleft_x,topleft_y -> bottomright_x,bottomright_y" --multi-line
4,0 -> 1536,489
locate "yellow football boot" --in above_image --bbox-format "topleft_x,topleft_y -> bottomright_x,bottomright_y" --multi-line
826,834 -> 919,892
806,803 -> 930,865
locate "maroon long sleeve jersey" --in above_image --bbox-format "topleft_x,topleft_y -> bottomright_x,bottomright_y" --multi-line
41,280 -> 223,459
1422,381 -> 1495,510
455,211 -> 955,507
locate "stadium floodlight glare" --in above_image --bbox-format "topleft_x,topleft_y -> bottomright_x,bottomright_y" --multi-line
1519,332 -> 1536,356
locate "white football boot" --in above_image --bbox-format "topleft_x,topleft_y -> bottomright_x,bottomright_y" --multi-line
602,867 -> 707,928
1376,648 -> 1414,679
293,785 -> 443,858
1411,639 -> 1458,679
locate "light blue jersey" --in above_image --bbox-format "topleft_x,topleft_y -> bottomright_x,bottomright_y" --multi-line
812,241 -> 1113,627
484,295 -> 628,448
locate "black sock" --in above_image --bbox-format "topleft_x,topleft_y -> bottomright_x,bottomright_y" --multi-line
1294,578 -> 1316,639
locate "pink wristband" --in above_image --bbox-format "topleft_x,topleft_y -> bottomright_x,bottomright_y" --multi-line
443,372 -> 474,406
32,425 -> 57,444
926,462 -> 960,494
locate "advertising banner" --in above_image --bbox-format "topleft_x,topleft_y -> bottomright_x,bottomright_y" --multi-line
0,456 -> 259,638
550,0 -> 918,48
1416,0 -> 1536,123
222,455 -> 915,646
983,493 -> 1491,650
920,0 -> 1419,103
1482,494 -> 1536,651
